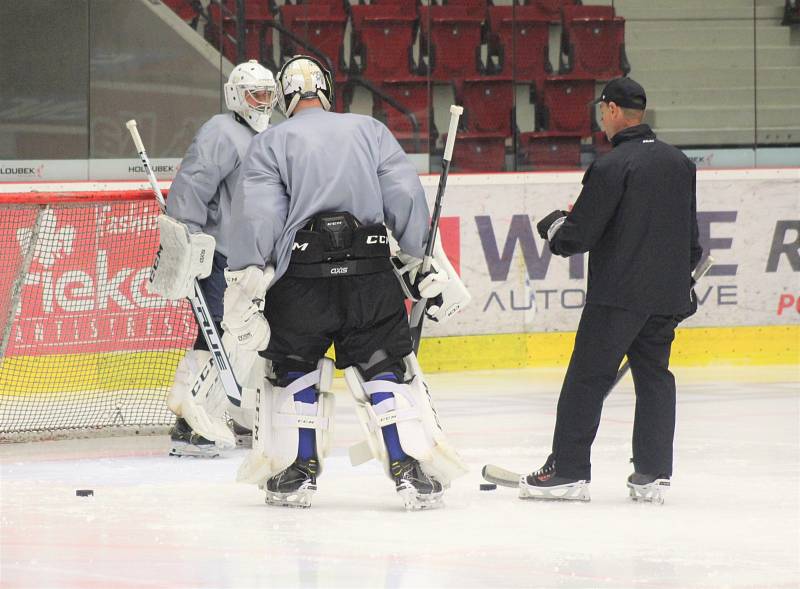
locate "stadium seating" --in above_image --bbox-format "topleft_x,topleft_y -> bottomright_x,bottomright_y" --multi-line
559,4 -> 630,80
206,0 -> 274,63
783,0 -> 800,24
163,0 -> 201,26
533,0 -> 578,23
457,77 -> 515,136
278,3 -> 347,70
449,131 -> 508,172
419,5 -> 485,81
517,131 -> 582,169
374,77 -> 432,152
350,5 -> 418,80
486,4 -> 552,81
537,75 -> 594,136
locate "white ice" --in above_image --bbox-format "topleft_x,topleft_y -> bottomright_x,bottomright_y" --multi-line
2,366 -> 798,589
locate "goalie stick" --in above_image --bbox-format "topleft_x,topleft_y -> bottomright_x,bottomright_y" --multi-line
409,105 -> 464,354
126,119 -> 242,406
482,255 -> 716,488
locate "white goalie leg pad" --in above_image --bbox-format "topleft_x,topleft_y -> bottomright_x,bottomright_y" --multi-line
237,358 -> 335,485
149,215 -> 215,300
167,350 -> 235,449
345,353 -> 468,486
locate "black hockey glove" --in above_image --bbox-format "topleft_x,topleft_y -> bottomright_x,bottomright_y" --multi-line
536,210 -> 568,240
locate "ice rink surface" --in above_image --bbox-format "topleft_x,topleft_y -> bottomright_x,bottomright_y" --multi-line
2,366 -> 798,589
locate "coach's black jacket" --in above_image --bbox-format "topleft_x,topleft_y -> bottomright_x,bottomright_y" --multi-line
549,124 -> 702,315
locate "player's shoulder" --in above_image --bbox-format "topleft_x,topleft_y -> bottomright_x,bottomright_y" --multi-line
200,113 -> 253,140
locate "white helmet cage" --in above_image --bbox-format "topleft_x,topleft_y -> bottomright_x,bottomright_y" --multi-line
277,55 -> 334,117
224,60 -> 278,133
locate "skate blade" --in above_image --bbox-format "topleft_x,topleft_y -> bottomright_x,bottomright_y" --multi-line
263,485 -> 316,509
397,485 -> 445,511
518,477 -> 590,502
169,442 -> 220,458
627,479 -> 669,505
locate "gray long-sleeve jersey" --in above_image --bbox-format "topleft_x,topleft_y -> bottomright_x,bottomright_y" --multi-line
166,112 -> 255,257
228,108 -> 430,279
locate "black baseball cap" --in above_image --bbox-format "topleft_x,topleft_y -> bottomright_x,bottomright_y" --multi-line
593,77 -> 647,110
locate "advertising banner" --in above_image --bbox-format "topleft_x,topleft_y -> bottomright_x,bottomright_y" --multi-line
419,169 -> 800,338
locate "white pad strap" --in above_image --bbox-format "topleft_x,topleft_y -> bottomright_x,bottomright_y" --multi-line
346,353 -> 468,486
237,358 -> 335,485
149,215 -> 215,300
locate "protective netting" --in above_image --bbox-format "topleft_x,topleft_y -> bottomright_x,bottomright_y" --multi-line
0,191 -> 195,441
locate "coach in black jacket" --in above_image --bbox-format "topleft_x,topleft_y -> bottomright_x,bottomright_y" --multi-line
521,78 -> 702,503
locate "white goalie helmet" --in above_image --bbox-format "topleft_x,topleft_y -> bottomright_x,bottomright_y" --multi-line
277,55 -> 334,117
224,60 -> 278,133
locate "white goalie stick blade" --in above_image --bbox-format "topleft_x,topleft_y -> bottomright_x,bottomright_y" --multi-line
481,464 -> 523,488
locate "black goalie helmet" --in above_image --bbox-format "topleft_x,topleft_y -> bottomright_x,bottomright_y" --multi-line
277,55 -> 334,117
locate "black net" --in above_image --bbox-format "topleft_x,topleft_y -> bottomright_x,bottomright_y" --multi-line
0,193 -> 195,441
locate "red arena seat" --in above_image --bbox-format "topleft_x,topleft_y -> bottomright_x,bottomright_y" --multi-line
487,4 -> 552,81
457,77 -> 514,136
538,75 -> 595,136
560,4 -> 630,80
279,4 -> 347,71
350,5 -> 418,80
517,131 -> 582,170
532,0 -> 578,23
206,0 -> 274,63
374,77 -> 431,153
448,131 -> 507,172
419,6 -> 485,81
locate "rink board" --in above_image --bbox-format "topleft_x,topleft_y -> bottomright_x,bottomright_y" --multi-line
0,169 -> 797,387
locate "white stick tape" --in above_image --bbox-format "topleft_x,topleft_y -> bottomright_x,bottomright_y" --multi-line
443,105 -> 464,162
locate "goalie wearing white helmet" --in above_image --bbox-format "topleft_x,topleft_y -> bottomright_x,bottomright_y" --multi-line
148,60 -> 278,457
225,55 -> 470,509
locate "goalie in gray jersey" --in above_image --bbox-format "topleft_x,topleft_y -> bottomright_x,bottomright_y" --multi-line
224,55 -> 471,509
147,60 -> 278,457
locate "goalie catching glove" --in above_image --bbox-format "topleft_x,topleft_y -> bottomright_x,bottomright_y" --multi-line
149,215 -> 215,299
392,236 -> 471,322
222,265 -> 274,351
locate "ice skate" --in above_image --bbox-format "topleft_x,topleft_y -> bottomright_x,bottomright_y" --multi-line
262,458 -> 318,508
391,457 -> 444,510
627,472 -> 670,504
519,460 -> 590,502
168,418 -> 220,458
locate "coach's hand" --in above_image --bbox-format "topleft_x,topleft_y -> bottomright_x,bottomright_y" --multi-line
536,210 -> 568,241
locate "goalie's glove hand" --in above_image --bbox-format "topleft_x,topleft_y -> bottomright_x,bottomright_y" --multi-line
222,265 -> 274,351
392,251 -> 450,301
148,215 -> 215,300
536,210 -> 568,241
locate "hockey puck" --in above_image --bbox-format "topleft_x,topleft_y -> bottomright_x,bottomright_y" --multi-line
75,489 -> 94,497
479,483 -> 497,491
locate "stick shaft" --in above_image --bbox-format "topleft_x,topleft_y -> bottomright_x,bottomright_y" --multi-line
125,119 -> 242,405
410,105 -> 463,353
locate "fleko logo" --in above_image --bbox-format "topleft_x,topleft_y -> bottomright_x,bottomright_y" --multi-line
16,209 -> 75,268
366,235 -> 388,244
293,242 -> 309,251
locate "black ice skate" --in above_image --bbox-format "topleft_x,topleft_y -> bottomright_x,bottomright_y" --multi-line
627,472 -> 670,504
169,418 -> 220,458
262,458 -> 318,508
519,459 -> 590,502
391,457 -> 444,510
